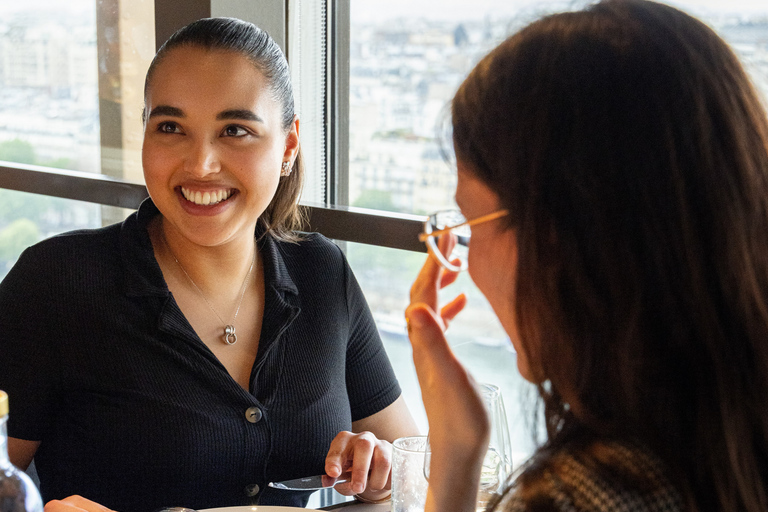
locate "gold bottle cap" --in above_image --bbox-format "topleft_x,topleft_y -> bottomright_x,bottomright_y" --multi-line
0,390 -> 7,416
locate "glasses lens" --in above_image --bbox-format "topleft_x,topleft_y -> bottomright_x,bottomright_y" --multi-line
425,211 -> 470,271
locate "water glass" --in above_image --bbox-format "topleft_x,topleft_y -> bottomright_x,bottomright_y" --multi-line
391,435 -> 429,512
422,383 -> 513,511
476,383 -> 514,510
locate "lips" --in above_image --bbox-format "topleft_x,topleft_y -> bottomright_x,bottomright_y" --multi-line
180,186 -> 235,206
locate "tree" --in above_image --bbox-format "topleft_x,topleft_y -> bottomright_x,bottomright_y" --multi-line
0,139 -> 36,165
0,218 -> 40,271
353,189 -> 398,212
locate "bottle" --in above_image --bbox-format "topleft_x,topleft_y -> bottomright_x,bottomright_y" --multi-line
0,391 -> 43,512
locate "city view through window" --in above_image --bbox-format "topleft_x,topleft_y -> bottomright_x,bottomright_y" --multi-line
0,0 -> 766,460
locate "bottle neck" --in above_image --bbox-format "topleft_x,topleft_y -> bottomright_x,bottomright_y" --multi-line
0,415 -> 10,466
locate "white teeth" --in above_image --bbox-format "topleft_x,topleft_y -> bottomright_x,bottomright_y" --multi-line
181,187 -> 232,206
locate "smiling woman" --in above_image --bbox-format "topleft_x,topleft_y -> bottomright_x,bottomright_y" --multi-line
0,17 -> 419,512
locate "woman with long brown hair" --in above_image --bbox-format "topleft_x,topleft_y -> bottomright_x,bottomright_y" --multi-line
408,0 -> 768,510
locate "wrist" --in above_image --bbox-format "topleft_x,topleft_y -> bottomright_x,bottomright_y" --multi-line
354,491 -> 391,504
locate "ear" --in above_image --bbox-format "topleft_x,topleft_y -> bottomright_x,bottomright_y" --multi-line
282,115 -> 300,165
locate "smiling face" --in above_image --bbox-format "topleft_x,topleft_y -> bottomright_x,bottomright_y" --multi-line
142,45 -> 299,249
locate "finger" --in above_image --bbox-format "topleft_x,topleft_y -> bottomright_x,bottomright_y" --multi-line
440,293 -> 467,325
366,442 -> 392,491
406,303 -> 454,367
437,232 -> 457,257
418,244 -> 444,284
45,496 -> 115,512
412,233 -> 456,298
325,432 -> 352,478
439,266 -> 461,288
348,434 -> 376,494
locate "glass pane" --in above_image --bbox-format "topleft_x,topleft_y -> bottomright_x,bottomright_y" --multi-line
0,190 -> 101,279
345,241 -> 541,461
671,1 -> 768,102
0,0 -> 154,225
348,0 -> 768,215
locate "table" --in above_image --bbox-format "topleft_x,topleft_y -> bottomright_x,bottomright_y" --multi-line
319,502 -> 390,511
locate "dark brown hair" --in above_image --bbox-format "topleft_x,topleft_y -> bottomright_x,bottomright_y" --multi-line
452,0 -> 768,510
144,17 -> 305,241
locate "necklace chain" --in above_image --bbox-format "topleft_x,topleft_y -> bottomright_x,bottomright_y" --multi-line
163,234 -> 255,345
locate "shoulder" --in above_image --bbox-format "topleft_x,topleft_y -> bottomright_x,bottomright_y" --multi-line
14,223 -> 122,271
274,231 -> 343,255
269,231 -> 347,269
499,440 -> 684,512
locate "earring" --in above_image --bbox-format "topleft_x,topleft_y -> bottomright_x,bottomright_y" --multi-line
280,161 -> 292,177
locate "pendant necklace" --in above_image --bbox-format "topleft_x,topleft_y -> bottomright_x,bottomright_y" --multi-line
163,234 -> 255,345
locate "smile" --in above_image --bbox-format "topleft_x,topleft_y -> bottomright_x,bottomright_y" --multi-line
180,187 -> 235,206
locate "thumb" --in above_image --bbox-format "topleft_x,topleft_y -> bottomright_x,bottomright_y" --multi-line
406,303 -> 451,358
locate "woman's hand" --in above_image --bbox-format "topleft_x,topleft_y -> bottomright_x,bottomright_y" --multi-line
406,234 -> 490,512
324,430 -> 392,501
44,496 -> 115,512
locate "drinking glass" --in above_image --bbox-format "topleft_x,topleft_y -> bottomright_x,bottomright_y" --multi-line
423,383 -> 513,511
476,383 -> 514,510
392,435 -> 429,512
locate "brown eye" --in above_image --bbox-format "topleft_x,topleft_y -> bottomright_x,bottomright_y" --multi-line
158,122 -> 180,134
223,125 -> 248,137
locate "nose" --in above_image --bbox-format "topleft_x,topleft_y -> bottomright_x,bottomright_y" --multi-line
185,138 -> 221,177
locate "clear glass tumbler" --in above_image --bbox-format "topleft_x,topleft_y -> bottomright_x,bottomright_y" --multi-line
422,383 -> 513,511
391,435 -> 429,512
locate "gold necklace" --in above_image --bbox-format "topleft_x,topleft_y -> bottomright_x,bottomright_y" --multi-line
163,234 -> 255,345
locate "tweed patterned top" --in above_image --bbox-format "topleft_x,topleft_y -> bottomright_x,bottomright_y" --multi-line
498,441 -> 684,512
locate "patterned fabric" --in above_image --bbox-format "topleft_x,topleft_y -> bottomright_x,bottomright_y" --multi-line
498,441 -> 684,512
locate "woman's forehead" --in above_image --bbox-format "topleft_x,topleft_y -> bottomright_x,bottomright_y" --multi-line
145,47 -> 275,112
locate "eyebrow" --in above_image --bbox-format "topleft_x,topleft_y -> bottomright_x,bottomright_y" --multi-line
147,105 -> 184,119
146,106 -> 263,123
216,109 -> 264,123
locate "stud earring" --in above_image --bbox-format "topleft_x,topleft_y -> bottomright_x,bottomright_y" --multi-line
280,161 -> 292,177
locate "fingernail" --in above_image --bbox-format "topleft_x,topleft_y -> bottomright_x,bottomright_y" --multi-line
354,484 -> 365,493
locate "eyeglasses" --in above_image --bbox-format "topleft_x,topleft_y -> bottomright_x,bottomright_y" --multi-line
419,209 -> 510,272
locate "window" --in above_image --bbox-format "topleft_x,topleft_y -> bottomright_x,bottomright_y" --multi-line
0,0 -> 155,274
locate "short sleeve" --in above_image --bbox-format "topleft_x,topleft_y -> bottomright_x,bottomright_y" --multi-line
0,245 -> 61,441
338,248 -> 401,422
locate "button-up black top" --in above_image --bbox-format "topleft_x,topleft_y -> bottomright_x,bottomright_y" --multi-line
0,200 -> 401,512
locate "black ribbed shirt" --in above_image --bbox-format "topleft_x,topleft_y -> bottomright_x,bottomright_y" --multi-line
0,200 -> 401,512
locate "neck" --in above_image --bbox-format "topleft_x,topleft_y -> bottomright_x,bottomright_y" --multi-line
154,217 -> 257,293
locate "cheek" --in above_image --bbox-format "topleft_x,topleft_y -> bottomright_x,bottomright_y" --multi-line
467,232 -> 516,299
141,140 -> 173,179
468,233 -> 536,381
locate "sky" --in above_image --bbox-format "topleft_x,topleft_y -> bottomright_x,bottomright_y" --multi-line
0,0 -> 765,25
350,0 -> 768,23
